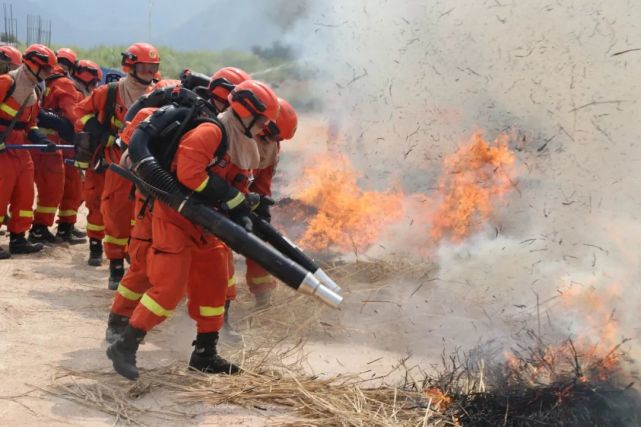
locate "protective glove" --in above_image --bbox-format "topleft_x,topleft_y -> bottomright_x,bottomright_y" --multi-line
40,141 -> 58,152
27,129 -> 56,151
37,110 -> 75,142
249,193 -> 275,223
83,116 -> 104,141
221,191 -> 253,232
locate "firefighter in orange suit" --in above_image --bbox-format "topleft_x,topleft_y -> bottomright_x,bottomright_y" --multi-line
28,48 -> 83,244
0,45 -> 21,74
208,67 -> 251,340
74,43 -> 157,289
246,97 -> 298,307
107,80 -> 280,380
104,106 -> 156,343
55,59 -> 103,243
0,44 -> 57,259
105,67 -> 251,344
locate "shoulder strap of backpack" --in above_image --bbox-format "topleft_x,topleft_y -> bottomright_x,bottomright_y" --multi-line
190,115 -> 228,161
2,76 -> 15,103
102,82 -> 118,130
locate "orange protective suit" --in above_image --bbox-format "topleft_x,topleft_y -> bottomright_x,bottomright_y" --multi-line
129,121 -> 252,333
110,108 -> 156,317
58,150 -> 84,225
0,73 -> 39,233
244,139 -> 280,296
74,82 -> 130,248
32,66 -> 82,226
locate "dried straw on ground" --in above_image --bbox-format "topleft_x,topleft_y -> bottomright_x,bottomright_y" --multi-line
46,340 -> 443,426
47,331 -> 641,426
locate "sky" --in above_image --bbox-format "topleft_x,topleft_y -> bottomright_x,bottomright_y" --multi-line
8,0 -> 298,50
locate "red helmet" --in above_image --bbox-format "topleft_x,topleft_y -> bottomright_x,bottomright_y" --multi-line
266,98 -> 298,141
0,45 -> 21,66
209,67 -> 251,105
56,47 -> 77,69
121,42 -> 160,70
23,44 -> 57,77
74,59 -> 103,85
229,80 -> 279,122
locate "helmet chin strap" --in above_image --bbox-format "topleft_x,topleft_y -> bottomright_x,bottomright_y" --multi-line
25,64 -> 45,82
232,109 -> 258,138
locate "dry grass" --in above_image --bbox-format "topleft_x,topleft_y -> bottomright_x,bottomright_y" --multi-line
321,255 -> 438,285
41,257 -> 499,426
46,339 -> 442,426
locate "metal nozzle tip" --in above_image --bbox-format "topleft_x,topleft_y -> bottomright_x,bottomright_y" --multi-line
314,284 -> 343,308
314,268 -> 342,293
298,273 -> 343,309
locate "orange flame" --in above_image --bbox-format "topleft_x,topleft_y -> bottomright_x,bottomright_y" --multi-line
424,386 -> 453,410
431,132 -> 516,242
294,154 -> 404,252
504,283 -> 624,386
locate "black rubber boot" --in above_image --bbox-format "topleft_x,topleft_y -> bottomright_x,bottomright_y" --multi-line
106,324 -> 146,380
105,312 -> 129,344
0,246 -> 10,259
28,224 -> 63,244
219,300 -> 242,343
108,259 -> 125,291
254,291 -> 272,311
88,238 -> 103,266
56,223 -> 87,245
71,226 -> 87,238
189,332 -> 241,374
10,232 -> 44,254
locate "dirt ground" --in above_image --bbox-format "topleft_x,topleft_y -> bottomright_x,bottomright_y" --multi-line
0,212 -> 444,426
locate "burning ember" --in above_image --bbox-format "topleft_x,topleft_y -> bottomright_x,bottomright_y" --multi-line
430,132 -> 516,242
417,331 -> 640,426
292,154 -> 404,253
400,279 -> 638,426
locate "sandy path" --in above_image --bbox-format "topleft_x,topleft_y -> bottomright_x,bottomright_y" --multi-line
0,223 -> 441,425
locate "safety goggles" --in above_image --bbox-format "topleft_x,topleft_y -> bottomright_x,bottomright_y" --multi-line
76,66 -> 100,78
264,121 -> 280,138
0,51 -> 13,63
232,89 -> 267,115
24,50 -> 51,66
209,77 -> 235,93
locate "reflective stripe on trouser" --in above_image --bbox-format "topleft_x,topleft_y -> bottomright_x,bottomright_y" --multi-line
83,168 -> 105,240
58,158 -> 83,224
187,240 -> 229,333
0,151 -> 35,234
111,199 -> 153,318
129,214 -> 228,333
31,150 -> 65,226
225,244 -> 237,300
246,258 -> 277,295
101,166 -> 134,260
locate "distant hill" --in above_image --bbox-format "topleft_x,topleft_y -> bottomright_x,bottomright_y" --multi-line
8,0 -> 309,51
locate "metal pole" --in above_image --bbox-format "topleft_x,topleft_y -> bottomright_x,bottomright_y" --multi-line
148,0 -> 153,41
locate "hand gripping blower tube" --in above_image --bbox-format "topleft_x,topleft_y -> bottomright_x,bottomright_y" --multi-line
119,105 -> 342,308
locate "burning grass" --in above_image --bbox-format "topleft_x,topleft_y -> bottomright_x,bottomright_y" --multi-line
431,132 -> 517,243
282,154 -> 405,254
424,333 -> 641,426
45,332 -> 641,426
